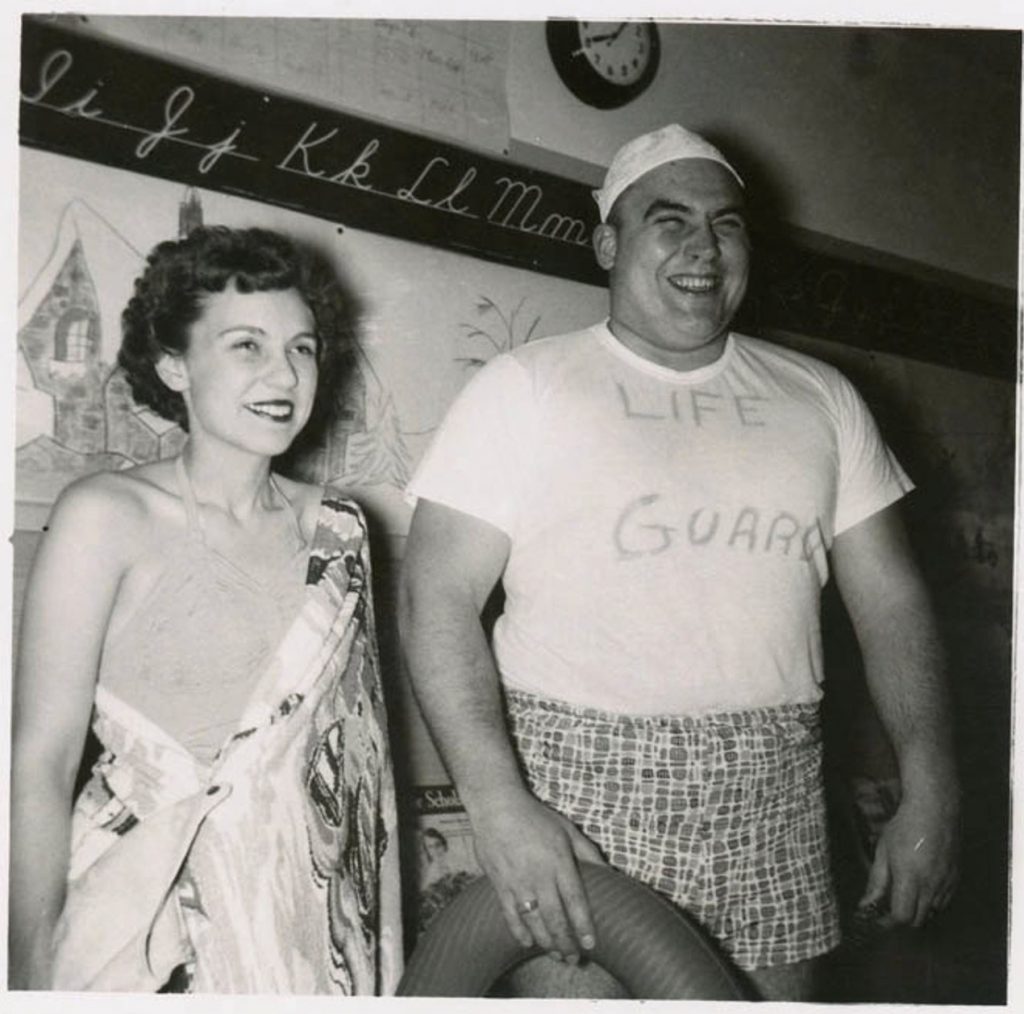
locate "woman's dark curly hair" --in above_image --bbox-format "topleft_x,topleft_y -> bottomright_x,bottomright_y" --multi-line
118,225 -> 353,438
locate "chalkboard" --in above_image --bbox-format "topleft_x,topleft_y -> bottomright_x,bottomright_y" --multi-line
739,236 -> 1017,379
19,15 -> 1017,379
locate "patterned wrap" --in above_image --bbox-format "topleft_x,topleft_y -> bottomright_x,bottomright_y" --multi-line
505,689 -> 840,971
52,492 -> 403,994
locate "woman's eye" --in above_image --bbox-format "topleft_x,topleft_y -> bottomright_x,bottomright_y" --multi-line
234,339 -> 259,352
291,342 -> 318,357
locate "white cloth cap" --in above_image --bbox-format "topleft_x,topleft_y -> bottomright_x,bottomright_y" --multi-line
592,124 -> 744,222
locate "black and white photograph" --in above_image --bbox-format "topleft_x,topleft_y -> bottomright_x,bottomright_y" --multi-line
5,1 -> 1021,1006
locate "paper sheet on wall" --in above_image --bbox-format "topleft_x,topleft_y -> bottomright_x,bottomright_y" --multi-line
87,16 -> 512,154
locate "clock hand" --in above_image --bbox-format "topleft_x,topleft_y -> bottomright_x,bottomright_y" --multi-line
589,22 -> 629,45
571,22 -> 629,55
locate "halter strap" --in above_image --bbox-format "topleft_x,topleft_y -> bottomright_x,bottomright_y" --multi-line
175,454 -> 305,548
175,454 -> 202,534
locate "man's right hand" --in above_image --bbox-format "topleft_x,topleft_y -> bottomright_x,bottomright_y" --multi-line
400,501 -> 605,959
468,787 -> 606,962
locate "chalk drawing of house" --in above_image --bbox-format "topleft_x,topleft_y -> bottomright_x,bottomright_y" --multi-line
17,192 -> 412,505
16,199 -> 185,504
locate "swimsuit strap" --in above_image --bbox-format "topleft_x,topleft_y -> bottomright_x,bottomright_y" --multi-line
268,472 -> 307,548
175,454 -> 203,536
175,454 -> 306,550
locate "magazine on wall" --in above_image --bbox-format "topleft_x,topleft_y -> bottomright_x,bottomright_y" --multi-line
412,784 -> 483,936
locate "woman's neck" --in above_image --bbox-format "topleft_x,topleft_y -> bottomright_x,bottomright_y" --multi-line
180,441 -> 277,522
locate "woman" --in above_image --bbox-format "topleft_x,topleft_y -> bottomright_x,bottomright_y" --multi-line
9,226 -> 402,993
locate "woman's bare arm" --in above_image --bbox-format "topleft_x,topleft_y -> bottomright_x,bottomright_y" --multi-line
9,475 -> 137,988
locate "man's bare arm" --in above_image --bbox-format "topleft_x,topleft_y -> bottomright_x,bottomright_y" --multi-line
831,502 -> 960,927
398,499 -> 603,959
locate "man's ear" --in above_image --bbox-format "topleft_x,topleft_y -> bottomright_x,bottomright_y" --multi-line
155,352 -> 190,393
592,222 -> 618,271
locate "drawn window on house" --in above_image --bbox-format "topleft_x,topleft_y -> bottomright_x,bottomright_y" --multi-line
55,309 -> 95,362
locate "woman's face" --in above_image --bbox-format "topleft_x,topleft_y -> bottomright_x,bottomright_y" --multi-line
424,832 -> 448,861
164,283 -> 319,459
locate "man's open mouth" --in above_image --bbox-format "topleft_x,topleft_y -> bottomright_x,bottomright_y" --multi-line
667,275 -> 720,294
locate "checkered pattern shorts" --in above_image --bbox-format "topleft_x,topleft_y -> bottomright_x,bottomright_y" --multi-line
505,690 -> 841,971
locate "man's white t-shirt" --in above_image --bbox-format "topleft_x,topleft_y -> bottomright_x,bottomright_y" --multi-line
407,323 -> 912,716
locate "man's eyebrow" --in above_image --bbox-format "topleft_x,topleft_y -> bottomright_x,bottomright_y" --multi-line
642,199 -> 747,220
643,199 -> 689,220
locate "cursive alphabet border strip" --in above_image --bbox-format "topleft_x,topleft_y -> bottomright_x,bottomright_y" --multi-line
19,17 -> 604,287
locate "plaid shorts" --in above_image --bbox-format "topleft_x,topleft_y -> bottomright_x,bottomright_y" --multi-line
505,689 -> 841,970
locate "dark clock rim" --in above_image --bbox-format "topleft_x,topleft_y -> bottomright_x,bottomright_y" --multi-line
546,18 -> 661,111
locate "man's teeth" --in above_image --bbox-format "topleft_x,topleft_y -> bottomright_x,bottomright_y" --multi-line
247,402 -> 293,420
669,276 -> 718,292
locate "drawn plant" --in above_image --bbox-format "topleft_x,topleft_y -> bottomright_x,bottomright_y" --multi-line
455,295 -> 542,370
341,384 -> 413,489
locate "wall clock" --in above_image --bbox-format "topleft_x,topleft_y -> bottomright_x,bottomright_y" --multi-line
546,19 -> 661,110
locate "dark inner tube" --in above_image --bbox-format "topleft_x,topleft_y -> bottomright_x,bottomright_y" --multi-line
397,861 -> 753,999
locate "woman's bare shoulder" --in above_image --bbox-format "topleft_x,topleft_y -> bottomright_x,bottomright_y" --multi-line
48,460 -> 182,541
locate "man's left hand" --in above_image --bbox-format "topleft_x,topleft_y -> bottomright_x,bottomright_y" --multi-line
858,789 -> 960,928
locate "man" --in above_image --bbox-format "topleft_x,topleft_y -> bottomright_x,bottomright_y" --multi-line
399,124 -> 959,1001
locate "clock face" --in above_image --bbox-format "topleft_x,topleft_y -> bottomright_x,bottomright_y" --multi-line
547,19 -> 661,110
578,21 -> 654,87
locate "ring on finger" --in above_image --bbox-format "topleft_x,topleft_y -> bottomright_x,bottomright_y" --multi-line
517,898 -> 539,915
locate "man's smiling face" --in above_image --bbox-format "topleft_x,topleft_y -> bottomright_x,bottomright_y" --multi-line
595,158 -> 751,371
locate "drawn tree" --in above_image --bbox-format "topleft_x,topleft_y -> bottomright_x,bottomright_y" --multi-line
455,295 -> 542,371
